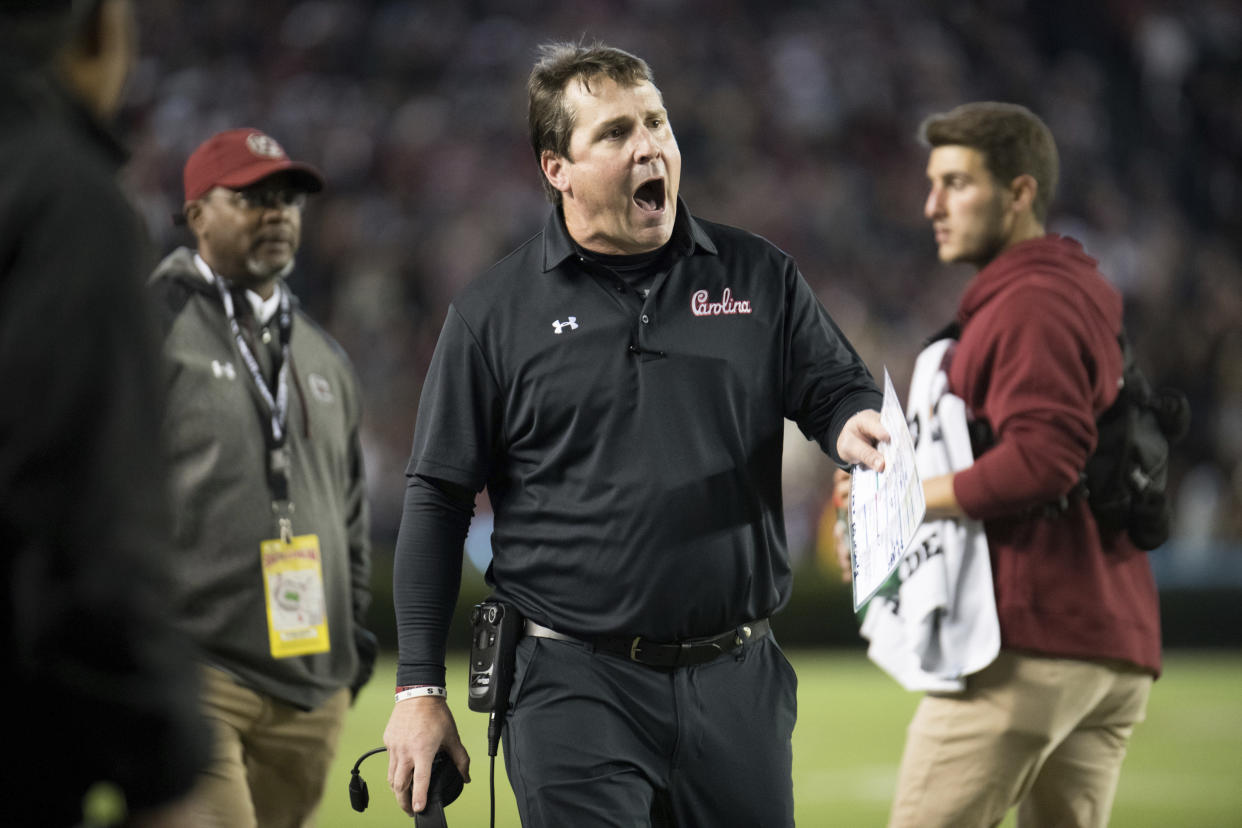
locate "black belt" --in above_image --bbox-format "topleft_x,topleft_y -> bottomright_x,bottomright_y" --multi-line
524,618 -> 771,668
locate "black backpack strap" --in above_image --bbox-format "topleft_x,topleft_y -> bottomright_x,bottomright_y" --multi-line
923,319 -> 962,349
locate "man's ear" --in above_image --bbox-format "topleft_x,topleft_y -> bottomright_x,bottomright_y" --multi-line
1009,173 -> 1038,216
183,200 -> 205,235
540,150 -> 571,197
56,0 -> 135,120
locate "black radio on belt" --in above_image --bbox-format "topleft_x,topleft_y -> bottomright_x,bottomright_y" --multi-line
468,600 -> 521,828
468,600 -> 521,717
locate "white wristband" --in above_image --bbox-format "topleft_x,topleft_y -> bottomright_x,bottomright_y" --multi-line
395,685 -> 447,703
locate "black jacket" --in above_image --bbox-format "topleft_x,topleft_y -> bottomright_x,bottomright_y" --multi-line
0,67 -> 209,824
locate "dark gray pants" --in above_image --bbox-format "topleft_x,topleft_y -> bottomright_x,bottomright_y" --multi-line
502,631 -> 798,827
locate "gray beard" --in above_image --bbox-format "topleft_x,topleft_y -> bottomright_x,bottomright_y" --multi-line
246,256 -> 296,281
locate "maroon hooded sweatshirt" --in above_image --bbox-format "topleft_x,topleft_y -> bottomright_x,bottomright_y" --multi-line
949,234 -> 1161,676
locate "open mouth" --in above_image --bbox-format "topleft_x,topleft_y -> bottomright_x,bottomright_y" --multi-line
633,178 -> 666,213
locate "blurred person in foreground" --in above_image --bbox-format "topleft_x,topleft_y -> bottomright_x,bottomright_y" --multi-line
383,41 -> 887,827
148,128 -> 375,827
0,0 -> 210,825
840,102 -> 1160,828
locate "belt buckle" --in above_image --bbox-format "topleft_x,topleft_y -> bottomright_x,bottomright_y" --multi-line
629,636 -> 643,662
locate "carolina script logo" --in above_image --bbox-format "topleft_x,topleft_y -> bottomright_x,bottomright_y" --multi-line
691,287 -> 752,317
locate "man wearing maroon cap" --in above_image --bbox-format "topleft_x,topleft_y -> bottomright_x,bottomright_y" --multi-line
149,128 -> 376,827
177,128 -> 325,301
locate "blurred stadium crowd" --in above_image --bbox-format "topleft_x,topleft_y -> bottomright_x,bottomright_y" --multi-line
118,0 -> 1241,579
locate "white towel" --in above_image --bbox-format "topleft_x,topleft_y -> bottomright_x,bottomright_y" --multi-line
858,339 -> 1000,691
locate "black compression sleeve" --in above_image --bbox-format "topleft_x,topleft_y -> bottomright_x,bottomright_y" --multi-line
392,474 -> 475,687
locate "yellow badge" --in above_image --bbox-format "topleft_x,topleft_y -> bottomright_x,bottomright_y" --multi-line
260,534 -> 330,658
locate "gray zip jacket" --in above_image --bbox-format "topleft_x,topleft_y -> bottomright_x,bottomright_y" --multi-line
150,247 -> 372,709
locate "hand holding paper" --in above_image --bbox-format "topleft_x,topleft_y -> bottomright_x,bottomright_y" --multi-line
836,409 -> 889,472
849,370 -> 926,610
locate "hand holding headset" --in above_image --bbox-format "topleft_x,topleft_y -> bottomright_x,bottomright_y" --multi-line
349,747 -> 463,828
353,600 -> 515,827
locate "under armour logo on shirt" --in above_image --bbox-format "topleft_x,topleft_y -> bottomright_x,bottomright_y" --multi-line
552,317 -> 579,334
212,360 -> 236,380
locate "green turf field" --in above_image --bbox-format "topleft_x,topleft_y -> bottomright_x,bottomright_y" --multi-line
321,650 -> 1242,827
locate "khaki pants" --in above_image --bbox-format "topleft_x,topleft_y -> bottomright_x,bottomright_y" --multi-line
889,650 -> 1152,828
189,665 -> 350,828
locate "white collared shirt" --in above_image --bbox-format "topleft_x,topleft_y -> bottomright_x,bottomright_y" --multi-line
193,253 -> 281,324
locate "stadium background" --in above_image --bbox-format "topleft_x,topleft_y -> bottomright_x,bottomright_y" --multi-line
122,0 -> 1241,629
118,0 -> 1242,628
114,1 -> 1241,824
123,0 -> 1240,595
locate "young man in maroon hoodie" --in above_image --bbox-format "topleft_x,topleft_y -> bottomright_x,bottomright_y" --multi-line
884,102 -> 1161,827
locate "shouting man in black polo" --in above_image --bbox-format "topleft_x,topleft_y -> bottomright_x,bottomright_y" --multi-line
383,42 -> 887,827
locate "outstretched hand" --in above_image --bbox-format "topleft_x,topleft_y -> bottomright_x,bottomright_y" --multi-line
836,409 -> 888,472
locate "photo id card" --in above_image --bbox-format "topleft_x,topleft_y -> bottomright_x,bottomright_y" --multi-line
260,533 -> 331,658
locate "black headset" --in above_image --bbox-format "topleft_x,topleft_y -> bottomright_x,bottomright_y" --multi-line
349,747 -> 463,828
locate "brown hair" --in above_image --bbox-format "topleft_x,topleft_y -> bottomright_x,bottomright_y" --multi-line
919,102 -> 1059,223
527,41 -> 656,203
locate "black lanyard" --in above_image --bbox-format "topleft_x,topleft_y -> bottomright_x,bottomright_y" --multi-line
210,272 -> 297,533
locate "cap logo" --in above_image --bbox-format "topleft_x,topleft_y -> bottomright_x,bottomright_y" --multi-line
245,133 -> 287,160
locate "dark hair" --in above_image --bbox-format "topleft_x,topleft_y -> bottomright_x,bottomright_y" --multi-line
527,41 -> 655,203
0,0 -> 105,69
918,102 -> 1059,223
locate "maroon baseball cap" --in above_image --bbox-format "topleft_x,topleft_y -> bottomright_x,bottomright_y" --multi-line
182,128 -> 324,202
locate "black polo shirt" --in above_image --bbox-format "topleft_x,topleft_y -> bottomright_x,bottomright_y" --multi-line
397,200 -> 879,681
